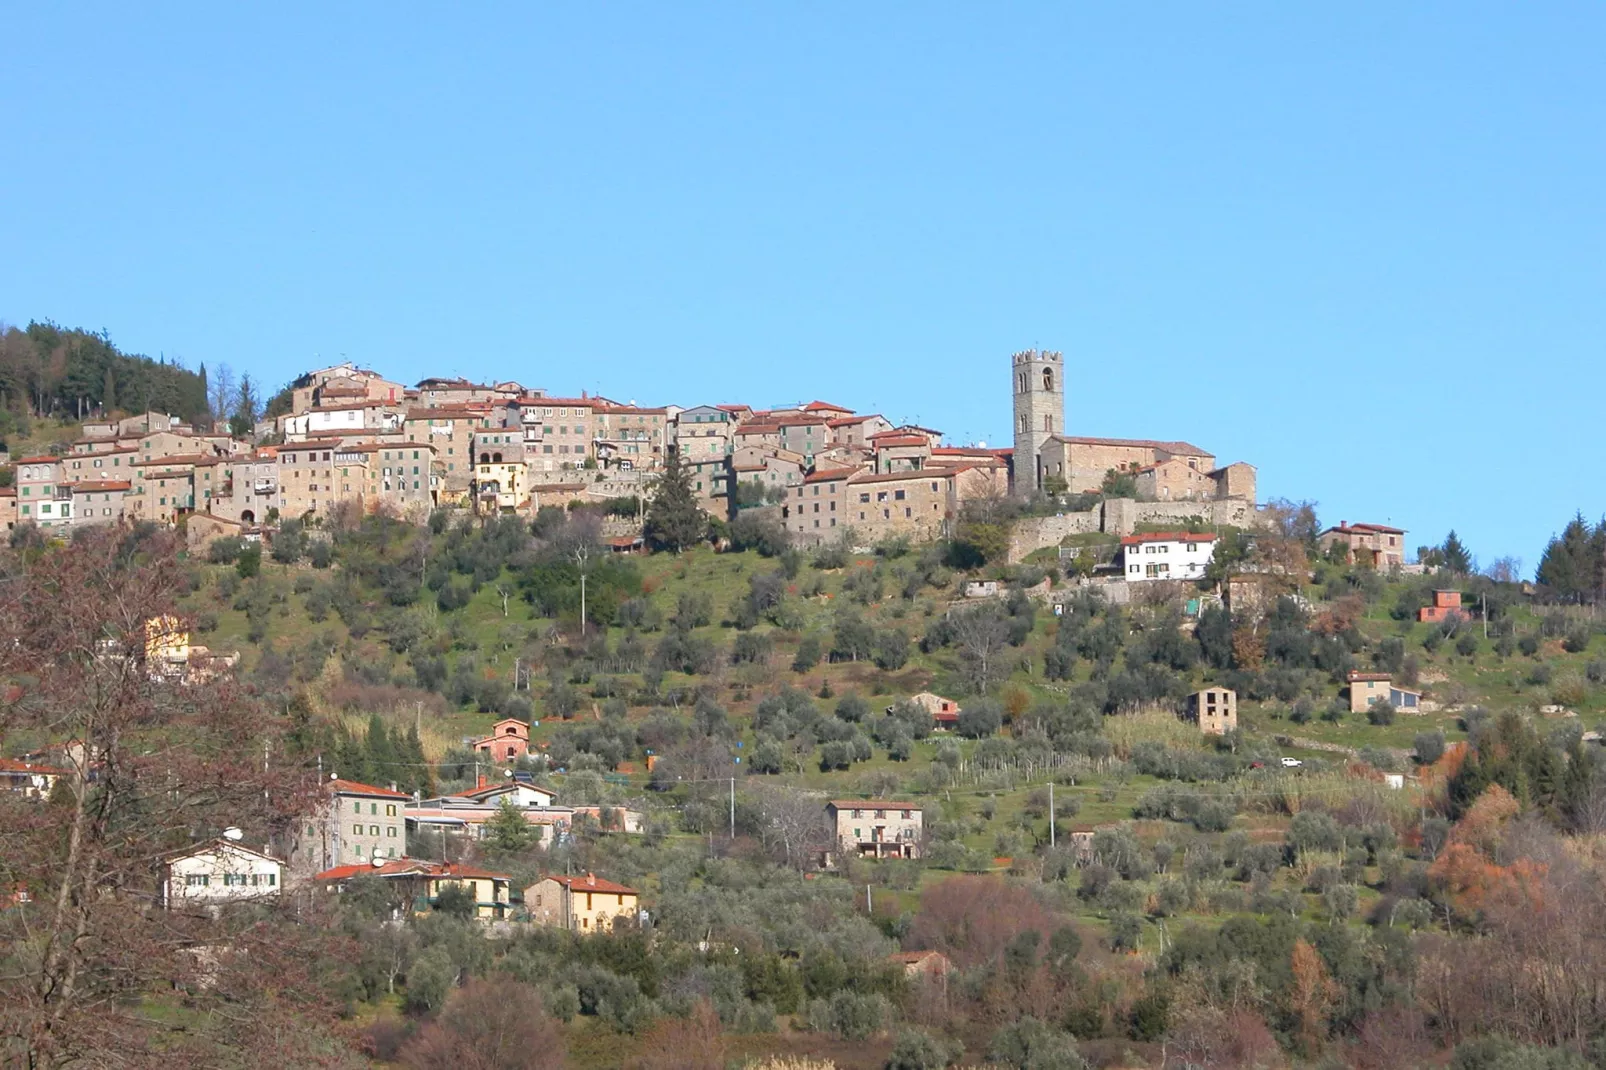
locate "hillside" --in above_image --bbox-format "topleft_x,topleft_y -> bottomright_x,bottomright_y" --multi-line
0,320 -> 209,433
144,506 -> 1606,1068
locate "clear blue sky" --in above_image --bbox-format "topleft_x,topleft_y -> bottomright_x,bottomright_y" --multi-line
4,4 -> 1602,569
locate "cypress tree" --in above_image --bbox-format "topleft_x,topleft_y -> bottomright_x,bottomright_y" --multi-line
644,448 -> 708,553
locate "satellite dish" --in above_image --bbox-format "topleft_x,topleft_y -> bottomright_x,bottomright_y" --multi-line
371,857 -> 386,868
222,827 -> 244,841
329,772 -> 338,780
504,769 -> 514,778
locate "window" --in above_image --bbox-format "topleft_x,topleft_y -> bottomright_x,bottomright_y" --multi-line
185,874 -> 210,887
894,490 -> 905,500
370,825 -> 380,836
353,824 -> 364,836
370,802 -> 378,815
385,804 -> 396,816
387,826 -> 397,837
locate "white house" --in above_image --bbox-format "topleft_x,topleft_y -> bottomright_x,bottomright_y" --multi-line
161,838 -> 284,908
1120,532 -> 1217,582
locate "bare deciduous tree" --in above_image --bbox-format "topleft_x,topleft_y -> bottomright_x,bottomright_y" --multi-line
951,605 -> 1011,694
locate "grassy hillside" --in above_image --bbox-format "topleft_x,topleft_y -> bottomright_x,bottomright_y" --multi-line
169,512 -> 1606,1068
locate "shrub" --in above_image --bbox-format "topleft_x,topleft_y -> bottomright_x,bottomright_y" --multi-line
957,701 -> 1002,739
1414,730 -> 1446,765
987,1017 -> 1087,1070
887,1027 -> 958,1070
1367,700 -> 1396,726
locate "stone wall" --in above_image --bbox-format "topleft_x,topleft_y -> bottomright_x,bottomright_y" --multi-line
1007,497 -> 1261,563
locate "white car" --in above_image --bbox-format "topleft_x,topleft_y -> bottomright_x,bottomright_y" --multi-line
1280,757 -> 1303,768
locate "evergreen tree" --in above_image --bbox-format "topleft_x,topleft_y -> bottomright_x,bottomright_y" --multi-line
102,368 -> 116,413
1537,513 -> 1596,602
1440,530 -> 1472,574
644,448 -> 708,553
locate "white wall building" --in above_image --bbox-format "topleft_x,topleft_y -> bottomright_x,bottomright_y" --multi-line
161,839 -> 284,908
1120,532 -> 1217,582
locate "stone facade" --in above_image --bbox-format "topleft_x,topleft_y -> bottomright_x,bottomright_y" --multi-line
1011,350 -> 1065,491
1006,497 -> 1259,563
1189,687 -> 1238,735
1038,435 -> 1216,495
828,800 -> 923,861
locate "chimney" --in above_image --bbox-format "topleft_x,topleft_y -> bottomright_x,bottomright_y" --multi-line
389,782 -> 398,792
586,871 -> 595,886
476,772 -> 486,790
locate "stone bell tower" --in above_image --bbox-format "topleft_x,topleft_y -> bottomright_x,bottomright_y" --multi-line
1011,349 -> 1064,492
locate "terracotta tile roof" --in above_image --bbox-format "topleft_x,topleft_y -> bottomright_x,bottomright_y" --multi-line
828,799 -> 923,810
1345,671 -> 1393,682
69,480 -> 131,492
826,414 -> 884,427
1054,435 -> 1211,455
803,467 -> 861,484
545,872 -> 638,895
0,758 -> 68,776
1323,522 -> 1405,536
15,456 -> 60,465
132,454 -> 210,467
315,859 -> 511,882
847,469 -> 953,486
803,401 -> 853,413
775,415 -> 831,427
327,778 -> 411,799
736,424 -> 782,436
1120,532 -> 1218,545
872,436 -> 931,449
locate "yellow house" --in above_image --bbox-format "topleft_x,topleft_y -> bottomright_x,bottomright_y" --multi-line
144,616 -> 191,677
524,872 -> 640,932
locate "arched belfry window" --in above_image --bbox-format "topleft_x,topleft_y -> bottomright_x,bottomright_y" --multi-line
1043,367 -> 1054,392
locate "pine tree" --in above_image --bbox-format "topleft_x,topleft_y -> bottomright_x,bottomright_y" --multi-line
1538,513 -> 1594,601
1440,530 -> 1472,574
644,448 -> 708,553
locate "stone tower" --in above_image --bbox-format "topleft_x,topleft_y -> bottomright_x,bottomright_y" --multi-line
1011,349 -> 1064,491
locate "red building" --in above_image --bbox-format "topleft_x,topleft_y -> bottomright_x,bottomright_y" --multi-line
474,718 -> 531,762
1419,590 -> 1463,623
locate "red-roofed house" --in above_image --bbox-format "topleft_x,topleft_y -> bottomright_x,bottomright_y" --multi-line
0,758 -> 68,800
473,718 -> 531,762
289,778 -> 411,878
524,871 -> 641,931
826,413 -> 893,449
1119,532 -> 1218,582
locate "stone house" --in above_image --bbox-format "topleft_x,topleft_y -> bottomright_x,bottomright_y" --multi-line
414,376 -> 503,407
827,800 -> 923,860
889,950 -> 953,983
69,480 -> 130,529
1037,436 -> 1216,495
594,404 -> 667,471
871,433 -> 933,474
827,414 -> 893,449
893,691 -> 960,730
403,407 -> 494,493
524,872 -> 640,932
684,456 -> 734,517
1209,461 -> 1257,501
778,415 -> 832,462
1188,687 -> 1238,734
515,397 -> 598,474
1318,523 -> 1407,569
672,405 -> 737,466
161,839 -> 284,908
1134,457 -> 1219,502
128,456 -> 204,524
61,448 -> 139,482
1119,532 -> 1217,582
0,758 -> 68,800
732,421 -> 783,451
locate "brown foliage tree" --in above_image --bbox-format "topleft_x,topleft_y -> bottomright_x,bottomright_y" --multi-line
0,529 -> 346,1068
401,978 -> 566,1070
627,1000 -> 725,1070
906,875 -> 1059,969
